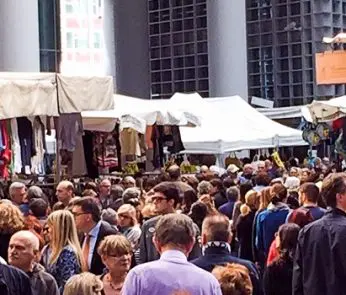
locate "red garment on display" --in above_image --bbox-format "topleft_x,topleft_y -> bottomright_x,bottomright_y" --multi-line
332,118 -> 344,130
0,120 -> 11,179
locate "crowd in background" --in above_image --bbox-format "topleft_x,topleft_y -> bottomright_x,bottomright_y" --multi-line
0,155 -> 346,295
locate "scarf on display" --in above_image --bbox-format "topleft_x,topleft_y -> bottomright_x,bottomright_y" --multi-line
202,241 -> 231,255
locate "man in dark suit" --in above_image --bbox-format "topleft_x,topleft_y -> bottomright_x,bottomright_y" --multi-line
72,197 -> 118,275
191,214 -> 262,295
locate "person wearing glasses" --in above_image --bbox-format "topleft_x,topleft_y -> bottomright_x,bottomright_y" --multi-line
117,204 -> 141,250
71,197 -> 118,276
97,235 -> 132,295
139,182 -> 201,264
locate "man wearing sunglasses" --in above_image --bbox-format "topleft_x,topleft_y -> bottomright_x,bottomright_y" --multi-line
139,182 -> 201,264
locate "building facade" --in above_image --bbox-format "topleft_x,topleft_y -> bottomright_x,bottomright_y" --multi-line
246,0 -> 346,107
148,0 -> 248,99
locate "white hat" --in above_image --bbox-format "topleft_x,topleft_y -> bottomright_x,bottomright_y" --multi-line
227,164 -> 239,174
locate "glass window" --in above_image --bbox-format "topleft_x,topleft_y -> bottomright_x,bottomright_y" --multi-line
66,32 -> 74,48
93,32 -> 101,48
65,3 -> 74,13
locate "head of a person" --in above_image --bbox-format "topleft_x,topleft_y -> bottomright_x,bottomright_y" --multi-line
188,201 -> 208,226
101,208 -> 117,226
47,210 -> 83,267
153,213 -> 196,256
117,204 -> 137,228
56,181 -> 74,206
122,176 -> 136,189
258,187 -> 272,211
243,164 -> 253,176
257,161 -> 266,173
152,182 -> 180,215
9,182 -> 26,206
182,190 -> 198,214
227,164 -> 239,178
240,190 -> 259,216
210,178 -> 223,195
254,173 -> 270,187
82,189 -> 98,199
276,223 -> 300,261
8,230 -> 40,272
200,165 -> 209,178
197,181 -> 213,197
226,187 -> 239,203
300,168 -> 311,183
212,263 -> 253,295
321,173 -> 346,210
122,187 -> 141,205
223,177 -> 237,189
64,272 -> 103,295
289,167 -> 299,177
239,182 -> 253,204
167,164 -> 181,181
99,179 -> 111,198
72,197 -> 101,233
29,198 -> 49,219
299,182 -> 320,206
0,201 -> 24,234
270,183 -> 287,205
98,235 -> 132,275
26,186 -> 46,203
265,159 -> 272,170
110,185 -> 124,201
201,214 -> 231,245
287,207 -> 314,228
285,176 -> 300,192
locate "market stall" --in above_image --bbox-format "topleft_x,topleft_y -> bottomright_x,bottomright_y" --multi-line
177,93 -> 307,154
0,72 -> 114,179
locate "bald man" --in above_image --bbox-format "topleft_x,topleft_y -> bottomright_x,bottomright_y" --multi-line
56,180 -> 74,207
8,231 -> 59,295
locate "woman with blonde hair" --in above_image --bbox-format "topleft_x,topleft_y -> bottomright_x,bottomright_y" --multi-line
46,210 -> 86,293
236,190 -> 259,261
98,235 -> 132,295
0,201 -> 25,262
63,272 -> 103,295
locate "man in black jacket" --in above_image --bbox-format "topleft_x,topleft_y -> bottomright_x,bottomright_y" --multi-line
293,173 -> 346,295
139,182 -> 201,263
0,264 -> 32,295
72,197 -> 118,275
191,214 -> 261,295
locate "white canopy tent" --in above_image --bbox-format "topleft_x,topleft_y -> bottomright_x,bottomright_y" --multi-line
0,72 -> 114,118
304,96 -> 346,123
82,94 -> 201,134
177,93 -> 307,154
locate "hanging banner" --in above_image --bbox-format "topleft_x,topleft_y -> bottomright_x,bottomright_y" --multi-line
316,50 -> 346,85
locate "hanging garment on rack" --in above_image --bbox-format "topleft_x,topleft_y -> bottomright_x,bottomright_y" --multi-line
0,120 -> 11,179
57,113 -> 83,152
31,117 -> 46,175
17,117 -> 36,169
71,134 -> 87,176
83,131 -> 99,179
120,128 -> 139,156
10,119 -> 22,174
93,132 -> 118,168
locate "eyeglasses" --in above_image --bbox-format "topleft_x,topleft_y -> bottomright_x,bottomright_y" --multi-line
72,212 -> 88,218
152,196 -> 167,203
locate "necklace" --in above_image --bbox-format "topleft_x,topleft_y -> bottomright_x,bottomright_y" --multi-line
106,274 -> 123,291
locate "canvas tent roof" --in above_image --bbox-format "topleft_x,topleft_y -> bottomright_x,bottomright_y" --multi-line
0,72 -> 114,119
305,96 -> 346,123
178,93 -> 306,154
82,94 -> 201,134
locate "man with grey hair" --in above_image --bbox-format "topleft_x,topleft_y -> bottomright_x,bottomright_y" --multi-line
8,230 -> 59,295
9,182 -> 26,207
218,186 -> 239,219
197,180 -> 213,197
123,213 -> 222,295
122,176 -> 136,189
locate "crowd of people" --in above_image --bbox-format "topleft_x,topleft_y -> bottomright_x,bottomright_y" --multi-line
0,156 -> 345,295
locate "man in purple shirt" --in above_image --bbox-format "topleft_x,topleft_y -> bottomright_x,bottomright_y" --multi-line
122,213 -> 222,295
